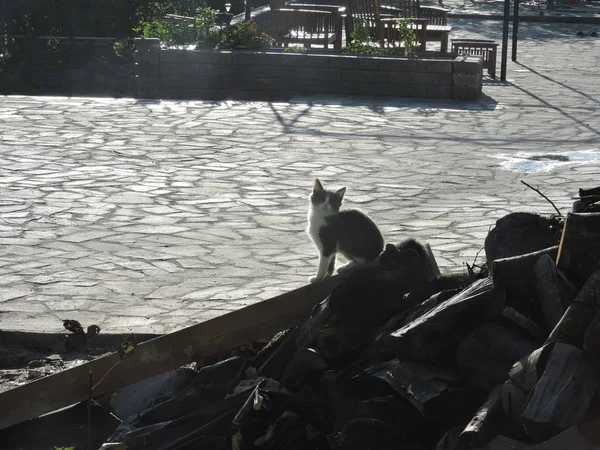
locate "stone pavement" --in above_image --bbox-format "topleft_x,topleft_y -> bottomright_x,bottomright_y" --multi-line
1,19 -> 599,336
440,0 -> 600,19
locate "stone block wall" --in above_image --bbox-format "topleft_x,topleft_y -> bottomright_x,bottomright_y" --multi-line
134,38 -> 483,101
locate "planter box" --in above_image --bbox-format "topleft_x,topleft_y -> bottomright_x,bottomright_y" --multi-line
133,38 -> 483,101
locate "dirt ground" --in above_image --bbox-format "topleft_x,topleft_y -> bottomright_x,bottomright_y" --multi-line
0,331 -> 157,393
0,338 -> 102,393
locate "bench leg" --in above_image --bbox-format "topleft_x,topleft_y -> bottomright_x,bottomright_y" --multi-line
489,49 -> 497,78
441,33 -> 449,53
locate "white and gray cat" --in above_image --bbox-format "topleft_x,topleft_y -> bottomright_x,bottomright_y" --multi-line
307,179 -> 384,283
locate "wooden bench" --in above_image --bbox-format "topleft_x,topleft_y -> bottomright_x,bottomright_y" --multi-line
269,0 -> 344,50
382,0 -> 452,52
452,39 -> 499,78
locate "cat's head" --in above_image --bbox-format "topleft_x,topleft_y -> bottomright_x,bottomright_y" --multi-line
310,179 -> 346,214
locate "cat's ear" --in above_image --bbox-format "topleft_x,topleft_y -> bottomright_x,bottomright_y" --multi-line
313,179 -> 324,193
335,187 -> 346,200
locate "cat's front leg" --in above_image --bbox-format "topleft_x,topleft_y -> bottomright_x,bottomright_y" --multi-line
310,252 -> 335,283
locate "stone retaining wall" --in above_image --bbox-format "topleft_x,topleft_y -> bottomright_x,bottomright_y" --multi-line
134,38 -> 483,101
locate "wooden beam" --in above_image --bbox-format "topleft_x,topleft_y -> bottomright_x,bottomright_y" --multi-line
0,276 -> 343,431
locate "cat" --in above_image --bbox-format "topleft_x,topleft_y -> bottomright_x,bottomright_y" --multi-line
307,179 -> 384,283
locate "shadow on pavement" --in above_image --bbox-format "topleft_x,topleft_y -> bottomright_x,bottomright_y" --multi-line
507,78 -> 600,135
515,61 -> 600,106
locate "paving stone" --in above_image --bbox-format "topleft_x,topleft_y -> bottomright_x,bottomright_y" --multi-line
0,20 -> 599,333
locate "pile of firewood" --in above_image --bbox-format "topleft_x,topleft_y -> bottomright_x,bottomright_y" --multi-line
101,186 -> 600,450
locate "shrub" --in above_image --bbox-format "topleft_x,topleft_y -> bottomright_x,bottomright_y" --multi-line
344,15 -> 419,56
344,20 -> 394,56
134,7 -> 219,47
216,20 -> 273,50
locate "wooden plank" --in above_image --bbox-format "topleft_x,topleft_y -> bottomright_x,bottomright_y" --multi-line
556,212 -> 600,288
0,276 -> 343,431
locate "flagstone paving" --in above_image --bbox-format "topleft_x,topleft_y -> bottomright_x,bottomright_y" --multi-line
0,19 -> 599,335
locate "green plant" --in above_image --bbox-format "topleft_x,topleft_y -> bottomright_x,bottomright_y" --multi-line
216,19 -> 274,50
134,7 -> 219,47
344,16 -> 419,56
283,44 -> 307,53
113,40 -> 135,61
395,14 -> 418,56
343,20 -> 393,56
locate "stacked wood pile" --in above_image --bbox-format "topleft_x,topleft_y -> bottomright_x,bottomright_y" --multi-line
5,187 -> 600,450
96,188 -> 600,450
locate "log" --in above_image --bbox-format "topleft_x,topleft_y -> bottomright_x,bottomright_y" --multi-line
370,359 -> 481,421
501,306 -> 546,342
546,264 -> 600,347
484,212 -> 562,266
534,254 -> 578,331
572,200 -> 600,213
0,275 -> 343,431
529,426 -> 593,450
508,343 -> 555,394
280,348 -> 328,389
501,380 -> 528,422
374,239 -> 438,282
386,277 -> 506,362
491,246 -> 558,289
254,329 -> 299,380
582,266 -> 600,356
556,212 -> 600,288
579,186 -> 600,198
425,243 -> 442,277
333,418 -> 427,450
456,322 -> 538,387
351,288 -> 462,376
481,435 -> 530,450
521,342 -> 600,442
378,288 -> 462,339
456,385 -> 504,450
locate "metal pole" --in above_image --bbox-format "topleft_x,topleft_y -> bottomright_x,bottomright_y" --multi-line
512,0 -> 520,61
245,0 -> 251,21
501,0 -> 510,81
